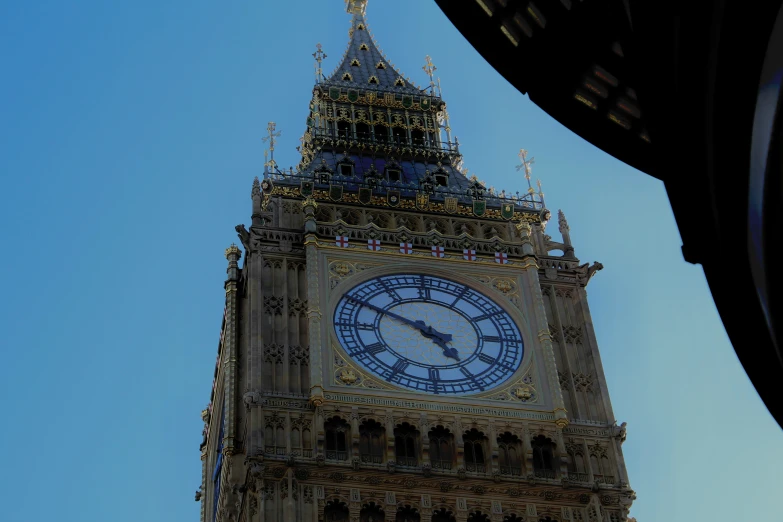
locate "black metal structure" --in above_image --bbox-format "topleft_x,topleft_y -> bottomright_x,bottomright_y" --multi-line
435,0 -> 783,429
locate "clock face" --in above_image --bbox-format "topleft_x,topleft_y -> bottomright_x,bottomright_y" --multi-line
333,274 -> 524,395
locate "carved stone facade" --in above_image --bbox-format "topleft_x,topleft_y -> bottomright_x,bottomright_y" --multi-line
198,2 -> 634,521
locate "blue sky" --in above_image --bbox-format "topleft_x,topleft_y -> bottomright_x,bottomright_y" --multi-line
0,1 -> 780,521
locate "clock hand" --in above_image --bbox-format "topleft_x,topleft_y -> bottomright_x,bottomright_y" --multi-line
430,336 -> 461,361
345,295 -> 453,343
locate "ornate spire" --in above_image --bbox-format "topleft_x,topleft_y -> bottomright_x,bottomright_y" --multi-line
323,1 -> 424,93
312,43 -> 327,83
262,122 -> 281,171
516,149 -> 535,192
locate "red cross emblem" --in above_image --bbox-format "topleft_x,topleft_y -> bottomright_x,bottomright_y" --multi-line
367,239 -> 381,251
463,249 -> 476,261
399,242 -> 413,254
431,245 -> 445,258
335,236 -> 349,248
494,252 -> 509,264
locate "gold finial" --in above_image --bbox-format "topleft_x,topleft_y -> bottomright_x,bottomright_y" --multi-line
345,0 -> 367,15
423,55 -> 437,91
516,149 -> 535,192
225,244 -> 241,258
312,43 -> 327,83
262,122 -> 281,170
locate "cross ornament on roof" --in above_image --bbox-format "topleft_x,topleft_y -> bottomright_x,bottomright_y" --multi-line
262,122 -> 282,169
312,43 -> 327,83
516,149 -> 535,191
423,55 -> 437,91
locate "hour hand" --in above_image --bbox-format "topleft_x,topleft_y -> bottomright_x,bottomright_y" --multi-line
413,320 -> 453,343
432,337 -> 460,361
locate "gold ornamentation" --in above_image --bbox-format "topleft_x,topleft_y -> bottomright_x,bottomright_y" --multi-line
514,386 -> 533,400
339,368 -> 358,384
494,279 -> 513,294
225,244 -> 241,258
333,262 -> 351,277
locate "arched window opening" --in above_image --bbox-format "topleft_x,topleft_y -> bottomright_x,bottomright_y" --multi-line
532,435 -> 556,479
467,512 -> 490,522
497,432 -> 523,476
324,499 -> 349,521
351,58 -> 360,67
376,61 -> 387,69
396,505 -> 420,522
462,429 -> 487,473
359,419 -> 386,464
342,72 -> 353,81
368,76 -> 379,85
432,508 -> 456,522
394,422 -> 419,467
503,515 -> 524,522
567,446 -> 588,483
385,168 -> 401,183
428,426 -> 454,470
391,125 -> 407,145
373,124 -> 387,143
336,120 -> 351,139
410,128 -> 425,146
360,501 -> 384,522
356,122 -> 370,141
360,43 -> 369,51
395,77 -> 405,87
325,417 -> 350,461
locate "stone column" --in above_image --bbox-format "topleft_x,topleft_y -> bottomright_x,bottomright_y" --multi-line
303,198 -> 325,407
224,244 -> 242,453
516,220 -> 569,429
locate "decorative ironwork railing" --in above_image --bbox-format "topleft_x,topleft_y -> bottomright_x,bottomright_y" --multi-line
326,450 -> 348,461
568,472 -> 590,483
594,474 -> 615,485
396,456 -> 418,467
499,465 -> 523,476
431,459 -> 453,470
310,128 -> 458,155
360,454 -> 384,464
534,469 -> 557,479
465,463 -> 487,473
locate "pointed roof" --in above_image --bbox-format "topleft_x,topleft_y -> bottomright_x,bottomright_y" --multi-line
322,0 -> 426,95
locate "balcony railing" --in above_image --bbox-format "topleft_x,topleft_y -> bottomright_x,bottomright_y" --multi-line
396,456 -> 418,467
264,446 -> 287,456
568,472 -> 590,483
360,454 -> 384,464
310,128 -> 458,154
499,465 -> 523,476
594,474 -> 615,485
465,463 -> 487,473
431,459 -> 453,470
534,469 -> 557,479
326,450 -> 348,461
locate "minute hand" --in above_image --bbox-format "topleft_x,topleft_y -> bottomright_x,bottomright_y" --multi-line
346,295 -> 453,343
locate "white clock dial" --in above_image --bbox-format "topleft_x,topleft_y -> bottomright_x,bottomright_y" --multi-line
333,274 -> 524,395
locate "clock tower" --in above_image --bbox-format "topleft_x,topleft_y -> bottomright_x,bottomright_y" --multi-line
198,1 -> 636,522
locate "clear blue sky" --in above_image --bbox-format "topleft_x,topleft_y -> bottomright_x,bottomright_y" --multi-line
0,1 -> 780,521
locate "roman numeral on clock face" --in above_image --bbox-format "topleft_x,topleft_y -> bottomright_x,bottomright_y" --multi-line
478,353 -> 496,364
428,368 -> 440,381
365,342 -> 386,355
391,359 -> 409,375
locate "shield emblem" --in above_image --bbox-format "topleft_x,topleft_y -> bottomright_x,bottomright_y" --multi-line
329,184 -> 343,202
444,197 -> 458,213
358,187 -> 372,204
420,97 -> 431,110
473,199 -> 486,217
366,91 -> 376,104
300,180 -> 314,197
501,202 -> 514,220
387,190 -> 401,207
261,178 -> 274,194
348,89 -> 359,103
384,93 -> 395,105
329,87 -> 341,101
402,95 -> 413,108
416,192 -> 429,210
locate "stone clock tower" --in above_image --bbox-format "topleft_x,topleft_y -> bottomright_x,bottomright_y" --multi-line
197,2 -> 636,521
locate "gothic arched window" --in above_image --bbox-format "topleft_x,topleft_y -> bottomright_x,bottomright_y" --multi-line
532,435 -> 556,478
360,502 -> 385,522
324,499 -> 349,521
359,419 -> 386,464
428,426 -> 454,470
432,508 -> 456,522
394,422 -> 419,467
462,429 -> 487,473
566,444 -> 588,483
396,505 -> 420,522
497,432 -> 523,476
325,417 -> 350,461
